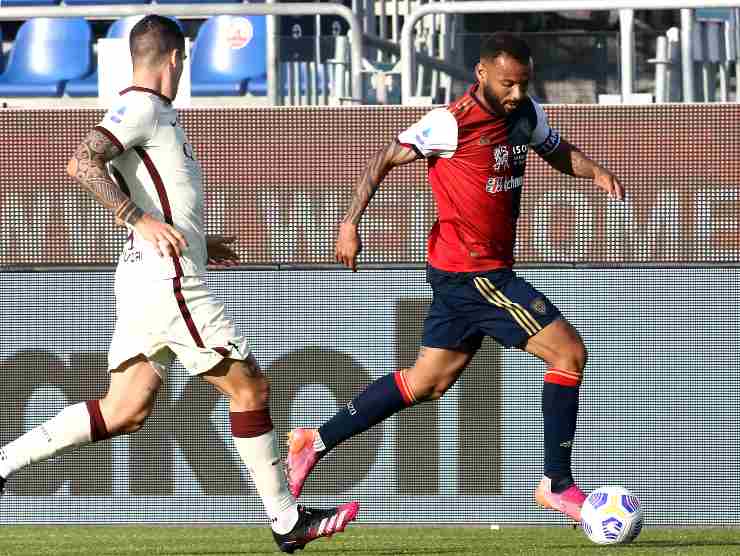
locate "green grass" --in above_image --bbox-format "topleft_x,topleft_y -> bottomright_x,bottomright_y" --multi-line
1,526 -> 740,556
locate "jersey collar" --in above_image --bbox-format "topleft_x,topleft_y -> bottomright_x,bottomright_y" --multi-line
119,86 -> 173,105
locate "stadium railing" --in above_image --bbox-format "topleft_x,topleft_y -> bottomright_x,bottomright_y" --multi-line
0,2 -> 366,105
400,0 -> 740,105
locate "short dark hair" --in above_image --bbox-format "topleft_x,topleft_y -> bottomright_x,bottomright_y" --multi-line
130,15 -> 185,67
480,32 -> 531,65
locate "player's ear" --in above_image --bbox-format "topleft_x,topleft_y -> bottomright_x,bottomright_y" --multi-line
475,62 -> 485,84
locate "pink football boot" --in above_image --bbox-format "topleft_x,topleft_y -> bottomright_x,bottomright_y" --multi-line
534,476 -> 587,521
286,428 -> 321,498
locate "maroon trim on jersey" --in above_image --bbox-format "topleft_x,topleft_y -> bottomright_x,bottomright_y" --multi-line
133,146 -> 185,277
173,276 -> 206,349
134,147 -> 172,223
93,125 -> 124,152
214,347 -> 230,357
120,86 -> 172,105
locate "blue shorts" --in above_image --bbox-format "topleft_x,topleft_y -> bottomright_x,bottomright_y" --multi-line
422,265 -> 562,352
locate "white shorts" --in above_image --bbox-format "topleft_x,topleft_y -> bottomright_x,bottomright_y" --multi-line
109,274 -> 250,378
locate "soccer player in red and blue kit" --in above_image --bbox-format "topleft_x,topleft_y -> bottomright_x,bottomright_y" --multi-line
287,32 -> 624,522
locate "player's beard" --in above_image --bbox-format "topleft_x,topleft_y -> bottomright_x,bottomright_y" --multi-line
482,84 -> 509,117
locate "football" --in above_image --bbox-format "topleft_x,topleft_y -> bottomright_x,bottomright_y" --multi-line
580,486 -> 643,545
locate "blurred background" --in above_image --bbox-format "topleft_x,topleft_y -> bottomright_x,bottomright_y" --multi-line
0,4 -> 737,106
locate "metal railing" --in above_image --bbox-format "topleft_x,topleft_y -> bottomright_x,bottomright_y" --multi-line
0,3 -> 365,105
400,0 -> 740,104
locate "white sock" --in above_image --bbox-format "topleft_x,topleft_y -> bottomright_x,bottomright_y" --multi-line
313,431 -> 326,453
0,402 -> 93,479
233,430 -> 299,535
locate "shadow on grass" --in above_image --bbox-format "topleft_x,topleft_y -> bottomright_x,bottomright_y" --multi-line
634,540 -> 740,549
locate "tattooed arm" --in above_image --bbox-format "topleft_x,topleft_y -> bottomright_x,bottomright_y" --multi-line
66,128 -> 143,226
542,138 -> 625,201
66,128 -> 187,257
335,140 -> 420,271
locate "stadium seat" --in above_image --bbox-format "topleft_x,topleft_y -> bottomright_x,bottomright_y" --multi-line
66,15 -> 183,97
0,18 -> 93,97
191,15 -> 267,96
158,0 -> 240,3
65,0 -> 147,5
1,0 -> 59,6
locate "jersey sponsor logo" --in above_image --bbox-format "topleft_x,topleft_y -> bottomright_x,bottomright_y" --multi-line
109,105 -> 126,124
493,144 -> 510,171
485,175 -> 523,194
512,144 -> 528,165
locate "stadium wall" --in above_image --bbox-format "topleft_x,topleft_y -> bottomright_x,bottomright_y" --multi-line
0,268 -> 738,525
0,105 -> 737,266
0,106 -> 738,525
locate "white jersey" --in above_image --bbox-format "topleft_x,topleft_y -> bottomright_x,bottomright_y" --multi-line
96,87 -> 206,280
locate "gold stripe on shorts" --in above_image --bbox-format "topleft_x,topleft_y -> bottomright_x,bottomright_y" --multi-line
473,277 -> 543,336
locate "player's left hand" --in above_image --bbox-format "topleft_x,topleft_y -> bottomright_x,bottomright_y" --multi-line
594,167 -> 624,201
206,235 -> 239,268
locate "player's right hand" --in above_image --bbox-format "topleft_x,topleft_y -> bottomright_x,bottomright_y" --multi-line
335,222 -> 362,272
134,213 -> 188,258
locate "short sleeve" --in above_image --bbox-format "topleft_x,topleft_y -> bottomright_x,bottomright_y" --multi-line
397,107 -> 458,159
529,99 -> 561,157
96,95 -> 158,152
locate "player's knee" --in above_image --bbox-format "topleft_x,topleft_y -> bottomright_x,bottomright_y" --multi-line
229,377 -> 270,410
414,377 -> 454,402
553,340 -> 588,375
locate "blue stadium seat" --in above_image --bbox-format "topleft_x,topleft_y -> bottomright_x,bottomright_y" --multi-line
0,18 -> 93,97
158,0 -> 240,3
191,15 -> 267,96
66,16 -> 183,97
2,0 -> 59,6
65,0 -> 147,5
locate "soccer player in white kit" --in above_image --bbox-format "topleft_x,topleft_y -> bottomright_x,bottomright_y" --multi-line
0,16 -> 357,552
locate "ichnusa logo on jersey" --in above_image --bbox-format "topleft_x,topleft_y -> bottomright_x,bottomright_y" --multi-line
486,175 -> 523,194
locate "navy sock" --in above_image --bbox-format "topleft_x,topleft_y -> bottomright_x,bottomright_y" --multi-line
542,369 -> 581,493
318,372 -> 414,454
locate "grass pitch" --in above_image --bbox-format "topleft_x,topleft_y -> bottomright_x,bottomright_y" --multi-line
2,525 -> 740,555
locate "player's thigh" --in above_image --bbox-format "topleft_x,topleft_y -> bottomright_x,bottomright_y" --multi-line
522,317 -> 587,373
471,268 -> 562,349
404,346 -> 475,401
101,355 -> 162,431
165,276 -> 252,378
200,353 -> 268,411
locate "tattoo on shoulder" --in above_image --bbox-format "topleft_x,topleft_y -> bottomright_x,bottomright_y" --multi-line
70,129 -> 143,226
